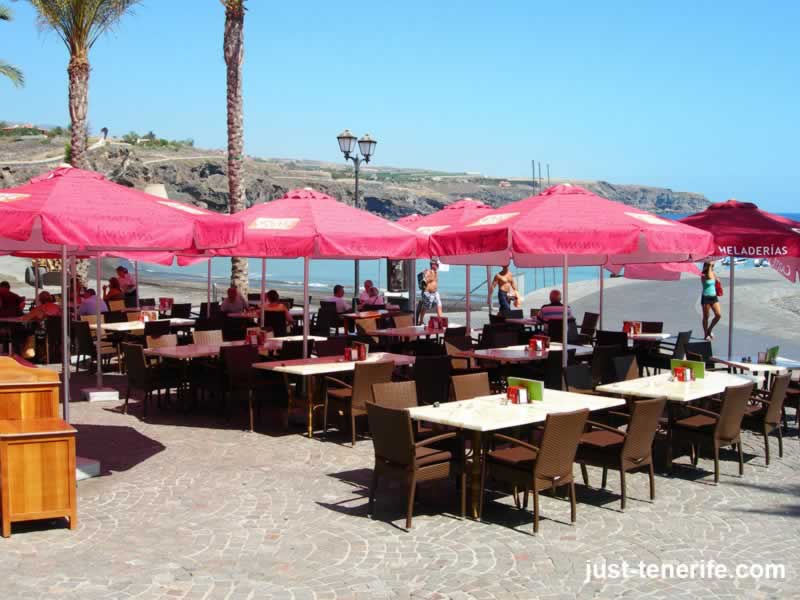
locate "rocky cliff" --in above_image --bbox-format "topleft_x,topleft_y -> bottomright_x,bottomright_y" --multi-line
0,137 -> 710,218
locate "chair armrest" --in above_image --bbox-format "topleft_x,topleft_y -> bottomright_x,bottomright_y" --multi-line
491,432 -> 540,453
324,376 -> 351,389
607,410 -> 631,420
684,405 -> 720,418
586,420 -> 627,437
415,432 -> 457,448
750,396 -> 771,406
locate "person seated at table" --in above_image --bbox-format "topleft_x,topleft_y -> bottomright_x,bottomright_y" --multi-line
0,281 -> 25,317
78,288 -> 109,317
323,284 -> 350,313
358,285 -> 385,310
264,289 -> 293,324
358,279 -> 374,304
22,291 -> 61,321
103,277 -> 125,303
116,265 -> 137,302
536,289 -> 573,326
220,286 -> 249,314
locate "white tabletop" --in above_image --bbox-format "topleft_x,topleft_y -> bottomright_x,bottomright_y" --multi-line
254,352 -> 414,377
372,325 -> 446,338
90,318 -> 195,333
712,356 -> 800,374
341,310 -> 389,319
408,391 -> 624,433
596,371 -> 758,403
505,317 -> 540,326
630,333 -> 671,342
143,335 -> 329,360
457,342 -> 593,364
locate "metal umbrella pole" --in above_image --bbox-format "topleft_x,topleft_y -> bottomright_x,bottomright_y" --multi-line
302,257 -> 310,358
728,259 -> 735,360
260,258 -> 266,328
562,255 -> 569,369
206,260 -> 212,318
134,261 -> 139,306
465,265 -> 471,332
598,266 -> 604,330
95,255 -> 104,390
60,245 -> 70,422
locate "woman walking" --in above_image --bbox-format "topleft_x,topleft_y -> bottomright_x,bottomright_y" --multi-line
701,262 -> 722,340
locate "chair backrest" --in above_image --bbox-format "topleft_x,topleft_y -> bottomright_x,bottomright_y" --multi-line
483,329 -> 518,349
506,309 -> 524,319
444,336 -> 473,354
138,298 -> 156,307
126,311 -> 142,322
193,329 -> 223,346
716,383 -> 754,442
247,292 -> 262,303
488,313 -> 506,324
591,344 -> 623,385
371,380 -> 419,409
366,402 -> 415,466
108,299 -> 126,312
103,311 -> 127,324
579,312 -> 599,336
685,341 -> 713,362
263,310 -> 288,338
313,305 -> 338,336
144,319 -> 171,338
199,302 -> 221,318
352,361 -> 395,411
279,297 -> 294,309
672,330 -> 692,359
444,326 -> 466,339
622,397 -> 667,465
146,334 -> 177,349
543,349 -> 575,390
44,316 -> 62,356
314,337 -> 347,357
171,303 -> 192,319
220,344 -> 259,384
534,409 -> 589,484
564,364 -> 594,394
452,372 -> 491,400
391,313 -> 414,329
413,355 -> 452,405
71,320 -> 93,354
409,339 -> 446,356
764,373 -> 791,425
280,340 -> 311,360
122,343 -> 149,386
595,330 -> 628,351
221,318 -> 247,341
319,300 -> 338,313
80,314 -> 98,325
354,318 -> 377,335
547,319 -> 580,345
641,321 -> 663,334
611,355 -> 639,383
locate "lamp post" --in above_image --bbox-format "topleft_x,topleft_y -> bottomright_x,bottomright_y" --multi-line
337,129 -> 377,298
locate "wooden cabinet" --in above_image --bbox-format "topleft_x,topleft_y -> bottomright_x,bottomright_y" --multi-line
0,356 -> 60,419
0,418 -> 77,537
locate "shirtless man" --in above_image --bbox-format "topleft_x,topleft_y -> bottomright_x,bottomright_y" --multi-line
488,265 -> 519,316
417,258 -> 443,324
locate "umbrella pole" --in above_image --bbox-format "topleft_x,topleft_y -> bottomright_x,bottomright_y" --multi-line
728,259 -> 735,360
95,255 -> 103,389
465,265 -> 471,332
70,256 -> 78,322
486,266 -> 492,313
598,266 -> 604,330
354,260 -> 360,306
206,260 -> 212,318
33,259 -> 40,305
260,258 -> 266,328
302,257 -> 310,359
408,259 -> 416,324
562,256 -> 569,370
134,261 -> 139,307
61,245 -> 70,422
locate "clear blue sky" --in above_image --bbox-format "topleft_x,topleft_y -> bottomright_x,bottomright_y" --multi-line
2,1 -> 798,211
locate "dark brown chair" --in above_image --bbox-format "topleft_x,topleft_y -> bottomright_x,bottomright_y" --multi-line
366,402 -> 465,529
263,310 -> 288,338
371,380 -> 418,409
479,408 -> 589,533
576,397 -> 666,509
577,312 -> 599,345
170,303 -> 192,319
564,364 -> 595,395
742,373 -> 790,465
413,355 -> 452,405
671,382 -> 753,483
594,330 -> 628,353
325,361 -> 395,445
220,345 -> 284,432
640,330 -> 692,373
784,382 -> 800,438
611,355 -> 639,383
314,337 -> 347,357
641,321 -> 663,334
452,372 -> 491,401
143,319 -> 171,338
72,320 -> 116,373
121,343 -> 178,417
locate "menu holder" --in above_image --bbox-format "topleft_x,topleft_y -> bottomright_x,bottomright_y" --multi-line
506,377 -> 544,402
670,358 -> 705,381
623,320 -> 643,336
529,335 -> 550,351
140,309 -> 159,322
246,327 -> 261,346
352,341 -> 369,361
763,346 -> 779,365
158,297 -> 174,315
427,316 -> 442,331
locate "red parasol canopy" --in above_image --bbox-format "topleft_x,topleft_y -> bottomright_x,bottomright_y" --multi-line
679,200 -> 800,259
606,262 -> 701,281
0,167 -> 243,253
430,184 -> 716,267
397,198 -> 493,257
212,188 -> 419,259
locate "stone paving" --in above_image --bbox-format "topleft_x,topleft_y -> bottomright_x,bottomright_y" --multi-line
1,373 -> 797,599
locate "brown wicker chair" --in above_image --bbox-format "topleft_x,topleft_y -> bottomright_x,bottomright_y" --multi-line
671,382 -> 753,483
366,401 -> 465,529
563,364 -> 595,395
576,312 -> 599,345
121,343 -> 179,417
479,408 -> 589,533
576,397 -> 666,509
371,380 -> 418,409
452,372 -> 491,401
742,373 -> 790,465
324,361 -> 395,445
785,382 -> 800,438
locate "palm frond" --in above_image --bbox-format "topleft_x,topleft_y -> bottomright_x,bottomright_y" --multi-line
0,61 -> 24,87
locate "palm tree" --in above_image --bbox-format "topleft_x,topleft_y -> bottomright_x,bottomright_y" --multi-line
25,0 -> 141,169
223,0 -> 248,294
0,4 -> 24,87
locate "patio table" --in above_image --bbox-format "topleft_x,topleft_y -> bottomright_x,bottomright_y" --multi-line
254,352 -> 415,438
409,390 -> 624,517
371,324 -> 461,340
454,342 -> 593,364
90,318 -> 195,334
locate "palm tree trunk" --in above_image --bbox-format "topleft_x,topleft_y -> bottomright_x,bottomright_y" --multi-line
224,5 -> 248,294
68,55 -> 91,283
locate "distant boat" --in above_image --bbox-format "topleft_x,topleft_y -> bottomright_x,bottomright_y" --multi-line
721,257 -> 748,266
753,258 -> 770,268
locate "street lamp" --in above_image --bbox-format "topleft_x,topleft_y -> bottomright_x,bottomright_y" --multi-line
337,129 -> 377,301
336,129 -> 376,209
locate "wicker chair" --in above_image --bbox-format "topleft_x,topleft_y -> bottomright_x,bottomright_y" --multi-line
325,361 -> 395,445
192,329 -> 223,346
564,364 -> 595,395
143,319 -> 171,338
640,330 -> 692,374
146,334 -> 177,349
576,397 -> 666,509
452,372 -> 491,401
742,373 -> 790,465
391,313 -> 415,329
594,330 -> 629,353
314,337 -> 348,357
72,320 -> 116,373
784,382 -> 800,438
413,355 -> 452,405
121,343 -> 179,416
479,408 -> 589,533
170,303 -> 192,319
576,312 -> 599,345
366,401 -> 465,529
611,355 -> 639,383
671,382 -> 753,483
220,345 -> 283,432
591,345 -> 624,386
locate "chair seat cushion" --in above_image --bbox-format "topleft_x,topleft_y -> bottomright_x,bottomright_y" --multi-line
328,387 -> 352,400
580,428 -> 624,448
674,414 -> 716,430
487,445 -> 538,468
415,446 -> 452,466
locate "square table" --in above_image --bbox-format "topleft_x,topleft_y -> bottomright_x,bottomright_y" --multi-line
409,390 -> 625,516
254,352 -> 415,438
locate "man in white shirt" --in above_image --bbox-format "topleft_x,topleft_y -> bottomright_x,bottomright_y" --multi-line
220,286 -> 249,314
323,285 -> 350,313
78,289 -> 109,316
358,280 -> 374,304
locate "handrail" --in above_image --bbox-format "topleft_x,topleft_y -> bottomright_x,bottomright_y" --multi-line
454,279 -> 488,303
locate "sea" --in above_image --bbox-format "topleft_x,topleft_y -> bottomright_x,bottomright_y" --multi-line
136,213 -> 800,299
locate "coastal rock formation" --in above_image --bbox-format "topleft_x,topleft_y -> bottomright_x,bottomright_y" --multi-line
0,136 -> 710,217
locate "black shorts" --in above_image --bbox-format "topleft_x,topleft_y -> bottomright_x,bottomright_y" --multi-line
701,295 -> 719,305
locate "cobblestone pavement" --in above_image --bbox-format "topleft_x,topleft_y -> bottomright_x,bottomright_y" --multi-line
1,374 -> 797,599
